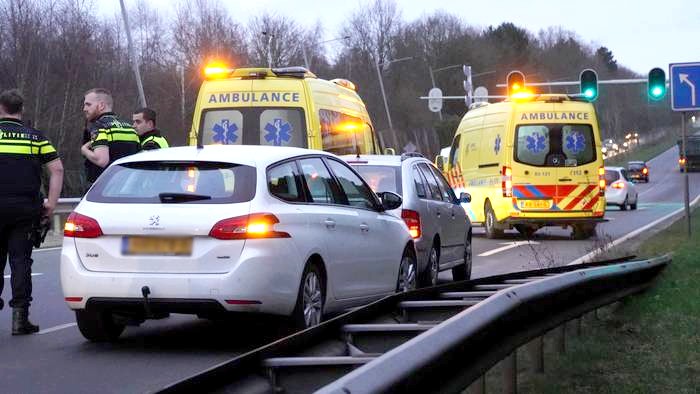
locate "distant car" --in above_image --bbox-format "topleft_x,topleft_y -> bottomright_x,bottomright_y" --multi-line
342,153 -> 472,287
604,167 -> 639,210
61,146 -> 417,341
627,161 -> 649,182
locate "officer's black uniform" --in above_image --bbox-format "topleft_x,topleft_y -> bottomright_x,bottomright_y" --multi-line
139,129 -> 169,150
0,118 -> 59,319
84,112 -> 140,183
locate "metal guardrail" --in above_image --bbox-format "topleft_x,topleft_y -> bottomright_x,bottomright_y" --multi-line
158,254 -> 669,394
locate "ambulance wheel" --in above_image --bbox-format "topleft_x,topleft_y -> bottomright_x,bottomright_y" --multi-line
514,224 -> 537,238
484,201 -> 504,239
572,224 -> 596,240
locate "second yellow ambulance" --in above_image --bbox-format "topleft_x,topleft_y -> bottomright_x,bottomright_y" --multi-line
445,94 -> 606,239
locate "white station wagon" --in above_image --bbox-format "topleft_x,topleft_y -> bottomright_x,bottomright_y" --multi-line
61,145 -> 416,341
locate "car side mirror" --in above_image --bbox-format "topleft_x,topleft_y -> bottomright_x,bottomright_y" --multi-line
377,191 -> 402,211
434,155 -> 445,171
459,192 -> 471,204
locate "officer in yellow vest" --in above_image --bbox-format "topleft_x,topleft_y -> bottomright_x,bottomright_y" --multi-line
0,89 -> 64,335
132,107 -> 169,150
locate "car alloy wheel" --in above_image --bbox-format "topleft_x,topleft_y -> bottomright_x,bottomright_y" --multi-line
397,252 -> 417,292
427,247 -> 439,286
302,271 -> 323,328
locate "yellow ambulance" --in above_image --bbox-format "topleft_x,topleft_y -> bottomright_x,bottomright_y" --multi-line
444,94 -> 606,239
188,64 -> 381,155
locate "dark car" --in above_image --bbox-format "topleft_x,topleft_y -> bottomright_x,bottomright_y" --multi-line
627,161 -> 649,182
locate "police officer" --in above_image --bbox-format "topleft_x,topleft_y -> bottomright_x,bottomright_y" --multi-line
132,107 -> 169,150
0,89 -> 64,335
81,88 -> 140,184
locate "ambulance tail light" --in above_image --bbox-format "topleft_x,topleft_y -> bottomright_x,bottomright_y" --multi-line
598,167 -> 606,195
502,166 -> 513,197
401,209 -> 421,239
64,212 -> 103,238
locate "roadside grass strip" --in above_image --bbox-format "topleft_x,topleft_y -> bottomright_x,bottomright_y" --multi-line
519,208 -> 700,393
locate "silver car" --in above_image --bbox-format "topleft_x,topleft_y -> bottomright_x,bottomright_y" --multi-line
343,153 -> 472,287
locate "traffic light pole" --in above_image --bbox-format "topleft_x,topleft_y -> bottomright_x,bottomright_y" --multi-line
682,113 -> 691,237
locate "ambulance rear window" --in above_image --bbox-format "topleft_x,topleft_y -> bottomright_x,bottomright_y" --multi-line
515,124 -> 595,167
199,108 -> 307,148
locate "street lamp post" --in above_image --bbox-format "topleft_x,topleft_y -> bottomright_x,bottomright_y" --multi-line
375,55 -> 412,148
301,36 -> 350,70
262,31 -> 275,68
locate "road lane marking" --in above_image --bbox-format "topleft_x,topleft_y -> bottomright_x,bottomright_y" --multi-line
3,273 -> 43,279
569,193 -> 700,265
38,322 -> 77,335
479,241 -> 539,257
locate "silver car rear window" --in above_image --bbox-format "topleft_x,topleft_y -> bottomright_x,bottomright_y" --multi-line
350,165 -> 402,195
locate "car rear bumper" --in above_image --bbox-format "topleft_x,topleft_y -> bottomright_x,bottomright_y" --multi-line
60,239 -> 302,316
502,217 -> 606,226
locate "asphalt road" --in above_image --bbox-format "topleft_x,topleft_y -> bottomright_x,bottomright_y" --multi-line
1,145 -> 698,393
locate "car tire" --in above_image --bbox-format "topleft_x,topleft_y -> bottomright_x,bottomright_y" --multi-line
396,247 -> 417,292
514,224 -> 537,238
452,234 -> 472,281
484,201 -> 504,239
292,263 -> 326,330
620,196 -> 628,211
419,244 -> 439,288
75,309 -> 125,342
291,263 -> 325,330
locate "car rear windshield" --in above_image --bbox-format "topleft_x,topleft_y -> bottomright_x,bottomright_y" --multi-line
86,161 -> 256,204
628,162 -> 645,169
199,107 -> 307,148
350,165 -> 402,195
605,170 -> 620,184
515,124 -> 596,167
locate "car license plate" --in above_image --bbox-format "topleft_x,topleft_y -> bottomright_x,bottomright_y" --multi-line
123,236 -> 193,256
519,199 -> 553,210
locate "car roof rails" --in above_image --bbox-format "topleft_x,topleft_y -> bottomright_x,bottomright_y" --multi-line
401,152 -> 425,161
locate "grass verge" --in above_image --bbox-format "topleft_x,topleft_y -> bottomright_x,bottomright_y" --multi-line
520,208 -> 700,393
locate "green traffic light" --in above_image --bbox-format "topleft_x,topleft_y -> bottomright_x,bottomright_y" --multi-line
651,86 -> 663,97
584,88 -> 595,98
647,68 -> 666,101
579,69 -> 599,101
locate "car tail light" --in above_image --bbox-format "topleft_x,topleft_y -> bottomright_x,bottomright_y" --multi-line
598,167 -> 606,195
64,297 -> 83,302
209,213 -> 290,240
679,157 -> 686,165
502,166 -> 512,197
611,181 -> 625,189
642,167 -> 648,175
401,209 -> 421,239
64,212 -> 103,238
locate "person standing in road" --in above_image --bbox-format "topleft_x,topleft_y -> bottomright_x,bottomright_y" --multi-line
0,89 -> 64,335
81,88 -> 140,184
132,107 -> 169,150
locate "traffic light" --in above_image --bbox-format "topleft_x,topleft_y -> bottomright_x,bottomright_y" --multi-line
579,69 -> 598,101
647,67 -> 666,100
463,65 -> 473,106
506,71 -> 525,96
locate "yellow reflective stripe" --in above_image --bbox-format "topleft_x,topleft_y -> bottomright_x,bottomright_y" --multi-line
109,132 -> 140,143
0,139 -> 32,145
0,145 -> 35,154
39,144 -> 57,154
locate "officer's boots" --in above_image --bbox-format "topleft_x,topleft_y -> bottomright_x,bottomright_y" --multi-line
12,307 -> 39,335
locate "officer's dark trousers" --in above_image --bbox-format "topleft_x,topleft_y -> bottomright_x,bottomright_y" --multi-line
0,213 -> 34,309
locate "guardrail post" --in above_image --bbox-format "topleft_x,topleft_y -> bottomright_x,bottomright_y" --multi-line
503,350 -> 517,394
528,336 -> 544,373
556,324 -> 566,354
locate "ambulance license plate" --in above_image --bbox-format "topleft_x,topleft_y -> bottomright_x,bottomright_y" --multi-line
123,236 -> 193,256
519,200 -> 553,210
